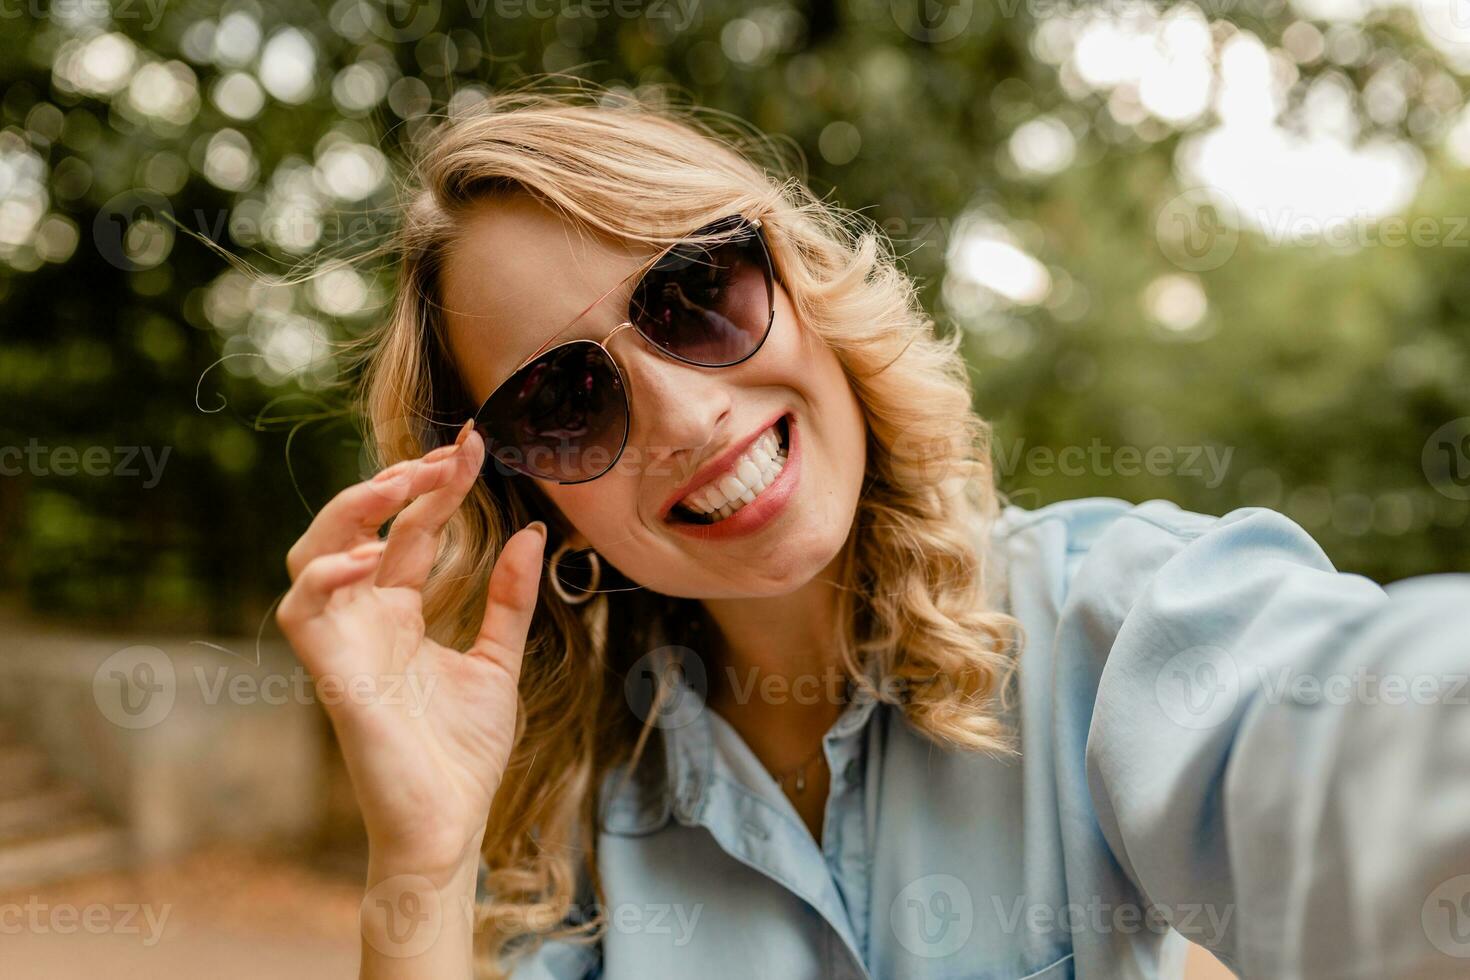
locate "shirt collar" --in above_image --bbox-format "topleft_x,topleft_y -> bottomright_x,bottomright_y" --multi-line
598,654 -> 884,836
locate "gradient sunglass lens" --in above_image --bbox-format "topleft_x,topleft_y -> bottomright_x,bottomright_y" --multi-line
475,216 -> 774,484
476,341 -> 628,483
630,216 -> 774,367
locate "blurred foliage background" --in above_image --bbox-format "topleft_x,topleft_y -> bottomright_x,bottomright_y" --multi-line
2,0 -> 1469,632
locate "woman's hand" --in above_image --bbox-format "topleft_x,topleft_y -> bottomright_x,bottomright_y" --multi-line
276,423 -> 545,884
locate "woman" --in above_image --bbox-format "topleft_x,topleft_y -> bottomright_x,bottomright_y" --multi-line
275,88 -> 1470,979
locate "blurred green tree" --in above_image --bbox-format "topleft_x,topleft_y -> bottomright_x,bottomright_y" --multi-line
1,0 -> 1467,631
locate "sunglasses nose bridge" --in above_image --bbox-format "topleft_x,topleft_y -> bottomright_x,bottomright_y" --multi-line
602,320 -> 638,352
589,320 -> 640,370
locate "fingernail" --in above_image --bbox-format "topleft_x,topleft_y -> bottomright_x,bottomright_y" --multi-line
349,540 -> 387,559
525,520 -> 547,541
454,419 -> 475,447
423,444 -> 458,463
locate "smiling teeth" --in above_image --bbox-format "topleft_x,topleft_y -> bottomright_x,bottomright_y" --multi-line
680,426 -> 788,521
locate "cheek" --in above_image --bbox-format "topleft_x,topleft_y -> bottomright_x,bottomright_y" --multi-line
538,480 -> 634,542
754,297 -> 867,490
797,329 -> 866,447
539,477 -> 669,579
804,351 -> 869,516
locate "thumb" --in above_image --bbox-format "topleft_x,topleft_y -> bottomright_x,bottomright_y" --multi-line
466,522 -> 547,677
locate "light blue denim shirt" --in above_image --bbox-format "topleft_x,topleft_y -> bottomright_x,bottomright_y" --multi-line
501,498 -> 1470,979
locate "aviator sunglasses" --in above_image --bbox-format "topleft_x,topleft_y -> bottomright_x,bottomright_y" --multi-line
472,214 -> 776,484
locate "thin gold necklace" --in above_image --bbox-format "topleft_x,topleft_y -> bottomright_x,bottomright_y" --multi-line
773,742 -> 827,794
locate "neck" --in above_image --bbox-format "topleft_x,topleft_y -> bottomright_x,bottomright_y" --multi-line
698,551 -> 849,745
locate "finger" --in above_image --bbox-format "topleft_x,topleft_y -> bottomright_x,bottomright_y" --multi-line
466,523 -> 547,678
286,425 -> 474,582
277,540 -> 388,633
376,427 -> 485,591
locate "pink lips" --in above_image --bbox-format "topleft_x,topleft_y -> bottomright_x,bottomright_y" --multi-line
663,414 -> 800,541
658,411 -> 788,520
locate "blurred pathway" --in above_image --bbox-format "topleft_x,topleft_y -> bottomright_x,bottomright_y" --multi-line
0,847 -> 360,979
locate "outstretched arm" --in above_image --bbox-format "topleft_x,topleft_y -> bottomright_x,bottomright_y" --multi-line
1079,505 -> 1470,976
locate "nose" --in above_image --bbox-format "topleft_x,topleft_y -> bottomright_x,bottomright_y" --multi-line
608,326 -> 731,472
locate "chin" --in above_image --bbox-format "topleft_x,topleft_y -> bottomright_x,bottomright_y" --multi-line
694,520 -> 854,598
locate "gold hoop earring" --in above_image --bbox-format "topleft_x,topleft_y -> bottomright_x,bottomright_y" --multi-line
548,542 -> 601,606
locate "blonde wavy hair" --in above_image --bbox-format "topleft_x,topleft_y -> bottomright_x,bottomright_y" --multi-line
359,83 -> 1020,977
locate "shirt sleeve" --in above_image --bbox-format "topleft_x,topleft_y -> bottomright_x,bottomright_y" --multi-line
1076,503 -> 1470,977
